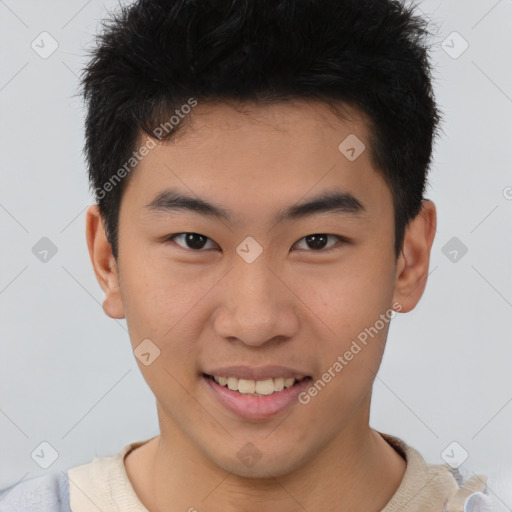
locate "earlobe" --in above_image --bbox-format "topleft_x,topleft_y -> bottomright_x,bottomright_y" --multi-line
85,205 -> 125,319
392,200 -> 437,313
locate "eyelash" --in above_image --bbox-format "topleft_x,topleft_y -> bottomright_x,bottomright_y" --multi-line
164,233 -> 347,253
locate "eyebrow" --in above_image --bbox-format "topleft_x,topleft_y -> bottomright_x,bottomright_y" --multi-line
144,188 -> 366,224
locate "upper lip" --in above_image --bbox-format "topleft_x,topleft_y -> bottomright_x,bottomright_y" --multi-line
203,365 -> 310,381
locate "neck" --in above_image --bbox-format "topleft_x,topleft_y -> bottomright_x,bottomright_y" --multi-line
125,402 -> 406,512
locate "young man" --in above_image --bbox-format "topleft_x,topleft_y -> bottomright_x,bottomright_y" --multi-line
0,0 -> 501,511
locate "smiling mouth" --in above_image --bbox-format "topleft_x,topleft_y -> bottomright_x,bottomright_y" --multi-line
203,373 -> 312,397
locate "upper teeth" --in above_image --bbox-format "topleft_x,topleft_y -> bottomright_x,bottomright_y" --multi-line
212,376 -> 298,396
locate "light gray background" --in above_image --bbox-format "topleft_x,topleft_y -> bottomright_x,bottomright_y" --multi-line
1,0 -> 511,503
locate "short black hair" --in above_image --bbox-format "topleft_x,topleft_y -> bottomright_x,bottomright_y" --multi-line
81,0 -> 442,262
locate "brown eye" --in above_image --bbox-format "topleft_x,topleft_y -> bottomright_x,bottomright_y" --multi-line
166,233 -> 217,250
292,234 -> 344,252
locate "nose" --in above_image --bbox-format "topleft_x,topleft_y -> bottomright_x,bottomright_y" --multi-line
212,256 -> 300,347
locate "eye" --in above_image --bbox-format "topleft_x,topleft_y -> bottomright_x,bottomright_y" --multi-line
165,233 -> 218,251
164,232 -> 347,252
292,234 -> 346,252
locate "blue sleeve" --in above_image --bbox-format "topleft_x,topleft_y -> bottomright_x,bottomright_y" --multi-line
0,471 -> 71,512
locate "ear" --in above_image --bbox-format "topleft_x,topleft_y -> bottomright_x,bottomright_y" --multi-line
85,205 -> 125,319
392,199 -> 437,313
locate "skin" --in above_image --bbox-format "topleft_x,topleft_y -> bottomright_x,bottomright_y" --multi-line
86,99 -> 436,512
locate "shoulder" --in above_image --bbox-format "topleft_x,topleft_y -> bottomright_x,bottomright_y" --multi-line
0,438 -> 154,512
0,471 -> 71,512
434,462 -> 511,511
451,469 -> 512,512
379,432 -> 510,512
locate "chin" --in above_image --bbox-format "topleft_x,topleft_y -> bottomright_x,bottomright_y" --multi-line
206,438 -> 310,479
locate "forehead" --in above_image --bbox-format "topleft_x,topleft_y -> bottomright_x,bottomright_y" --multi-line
120,99 -> 392,223
171,99 -> 370,150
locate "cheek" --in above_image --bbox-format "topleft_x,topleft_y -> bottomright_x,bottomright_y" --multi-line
119,254 -> 225,392
296,257 -> 394,334
290,251 -> 396,390
118,258 -> 205,398
297,270 -> 394,422
120,253 -> 209,338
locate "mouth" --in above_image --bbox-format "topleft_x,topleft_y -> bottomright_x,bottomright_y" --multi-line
203,373 -> 311,397
201,366 -> 314,420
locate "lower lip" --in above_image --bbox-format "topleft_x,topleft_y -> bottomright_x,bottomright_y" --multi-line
202,375 -> 312,421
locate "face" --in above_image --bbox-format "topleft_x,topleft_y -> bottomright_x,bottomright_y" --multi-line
87,99 -> 435,478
